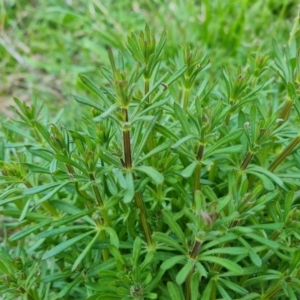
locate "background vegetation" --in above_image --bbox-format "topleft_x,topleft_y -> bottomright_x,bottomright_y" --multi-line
1,0 -> 299,116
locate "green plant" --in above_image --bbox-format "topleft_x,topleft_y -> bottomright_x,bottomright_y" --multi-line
1,25 -> 300,300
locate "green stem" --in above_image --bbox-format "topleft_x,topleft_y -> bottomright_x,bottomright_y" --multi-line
278,99 -> 292,122
183,88 -> 191,111
122,108 -> 153,247
268,135 -> 300,172
89,173 -> 111,227
185,241 -> 202,300
262,283 -> 282,300
193,144 -> 204,203
240,151 -> 255,170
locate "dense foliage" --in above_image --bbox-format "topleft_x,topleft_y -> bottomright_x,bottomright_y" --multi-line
1,23 -> 300,299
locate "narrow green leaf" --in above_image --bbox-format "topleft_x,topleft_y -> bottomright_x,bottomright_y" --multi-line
52,209 -> 95,227
191,271 -> 200,300
133,115 -> 159,161
9,220 -> 52,241
167,282 -> 183,300
57,274 -> 82,298
249,249 -> 262,267
72,231 -> 101,271
162,210 -> 185,243
55,154 -> 88,174
181,161 -> 199,178
135,140 -> 172,165
245,233 -> 279,249
199,256 -> 243,274
202,247 -> 248,256
93,103 -> 119,122
37,225 -> 92,238
135,165 -> 164,185
153,232 -> 186,254
161,255 -> 186,270
79,74 -> 110,106
42,230 -> 94,259
174,103 -> 191,135
176,260 -> 195,285
123,171 -> 135,203
23,182 -> 62,195
103,227 -> 119,248
218,278 -> 248,295
248,166 -> 286,189
50,200 -> 95,225
166,65 -> 188,86
204,129 -> 243,158
171,134 -> 199,149
35,181 -> 72,204
132,236 -> 142,265
73,95 -> 103,111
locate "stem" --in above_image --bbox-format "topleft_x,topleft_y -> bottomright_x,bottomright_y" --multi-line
67,167 -> 109,260
278,99 -> 292,122
89,173 -> 111,227
134,191 -> 153,247
122,108 -> 132,168
268,135 -> 300,172
263,283 -> 282,300
240,151 -> 254,170
193,144 -> 204,204
122,108 -> 153,247
145,79 -> 150,102
183,88 -> 190,111
186,241 -> 202,300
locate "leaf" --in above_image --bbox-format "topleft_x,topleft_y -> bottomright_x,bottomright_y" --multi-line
42,230 -> 94,259
210,145 -> 243,156
245,233 -> 279,249
161,255 -> 186,270
167,282 -> 183,300
176,260 -> 195,285
132,236 -> 142,265
55,154 -> 88,175
202,247 -> 248,256
162,210 -> 185,243
123,171 -> 135,203
199,256 -> 243,274
57,274 -> 82,299
203,129 -> 243,158
181,161 -> 199,178
9,220 -> 52,241
72,231 -> 100,271
103,227 -> 119,248
133,115 -> 159,162
51,209 -> 95,227
249,249 -> 262,267
73,95 -> 103,112
37,225 -> 92,238
247,165 -> 286,189
174,103 -> 191,135
36,181 -> 72,205
171,134 -> 199,149
218,278 -> 248,295
79,74 -> 110,106
135,140 -> 172,165
23,182 -> 63,195
166,65 -> 188,86
191,271 -> 200,300
93,103 -> 119,122
153,232 -> 186,254
134,165 -> 164,185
